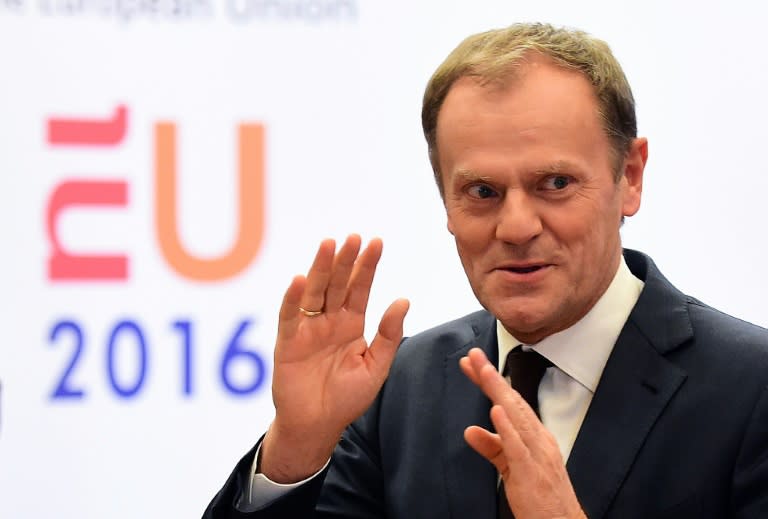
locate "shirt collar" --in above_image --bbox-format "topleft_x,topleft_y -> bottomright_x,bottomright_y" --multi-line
497,256 -> 644,392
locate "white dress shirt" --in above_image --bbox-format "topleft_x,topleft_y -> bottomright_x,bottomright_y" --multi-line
498,257 -> 644,461
240,257 -> 644,510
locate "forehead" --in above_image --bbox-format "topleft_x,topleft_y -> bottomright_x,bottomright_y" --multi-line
438,57 -> 600,130
435,59 -> 609,176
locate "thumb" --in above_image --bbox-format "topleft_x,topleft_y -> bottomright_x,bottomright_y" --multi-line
464,425 -> 507,474
365,298 -> 410,383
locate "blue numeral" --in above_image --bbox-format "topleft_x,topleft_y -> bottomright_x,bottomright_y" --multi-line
172,320 -> 194,396
106,320 -> 147,398
219,319 -> 266,396
49,320 -> 86,399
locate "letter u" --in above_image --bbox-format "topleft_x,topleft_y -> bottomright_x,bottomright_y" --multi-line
155,122 -> 265,281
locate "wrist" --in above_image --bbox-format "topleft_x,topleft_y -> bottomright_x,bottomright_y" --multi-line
259,423 -> 339,483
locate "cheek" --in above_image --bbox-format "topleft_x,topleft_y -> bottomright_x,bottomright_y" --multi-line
546,212 -> 595,251
555,210 -> 622,287
454,233 -> 484,264
447,212 -> 488,250
452,227 -> 494,277
550,195 -> 622,247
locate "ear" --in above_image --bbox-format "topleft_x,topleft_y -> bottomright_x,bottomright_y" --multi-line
620,137 -> 648,217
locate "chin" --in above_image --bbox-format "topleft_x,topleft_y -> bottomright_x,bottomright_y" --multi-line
491,305 -> 551,337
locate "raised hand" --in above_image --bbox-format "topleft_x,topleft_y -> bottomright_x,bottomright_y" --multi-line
460,348 -> 586,519
260,235 -> 409,483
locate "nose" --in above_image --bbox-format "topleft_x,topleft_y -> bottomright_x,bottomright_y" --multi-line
495,191 -> 543,245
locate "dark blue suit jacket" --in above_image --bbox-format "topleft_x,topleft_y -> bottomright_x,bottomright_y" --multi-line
204,250 -> 768,518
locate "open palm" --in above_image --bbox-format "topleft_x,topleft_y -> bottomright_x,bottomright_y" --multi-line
263,235 -> 409,482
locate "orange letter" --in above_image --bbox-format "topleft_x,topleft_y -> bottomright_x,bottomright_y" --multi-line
155,123 -> 264,281
47,180 -> 129,281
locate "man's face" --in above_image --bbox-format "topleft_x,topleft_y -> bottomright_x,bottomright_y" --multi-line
436,58 -> 646,344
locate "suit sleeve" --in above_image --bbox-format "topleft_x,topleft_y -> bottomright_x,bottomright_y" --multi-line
731,384 -> 768,518
201,441 -> 328,519
202,394 -> 387,519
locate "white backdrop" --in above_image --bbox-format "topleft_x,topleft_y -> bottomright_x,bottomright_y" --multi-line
1,1 -> 768,517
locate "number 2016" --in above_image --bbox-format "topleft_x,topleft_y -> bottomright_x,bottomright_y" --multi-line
48,318 -> 268,399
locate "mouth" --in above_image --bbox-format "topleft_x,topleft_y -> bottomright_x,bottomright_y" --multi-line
493,263 -> 553,279
503,265 -> 545,274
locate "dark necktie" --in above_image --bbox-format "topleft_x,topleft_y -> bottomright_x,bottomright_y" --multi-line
497,347 -> 552,519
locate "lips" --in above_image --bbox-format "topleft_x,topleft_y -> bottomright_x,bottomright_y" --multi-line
505,265 -> 543,274
497,261 -> 551,272
492,262 -> 554,282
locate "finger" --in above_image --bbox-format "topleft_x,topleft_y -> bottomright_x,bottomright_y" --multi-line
466,348 -> 519,404
464,425 -> 506,472
466,348 -> 543,445
345,238 -> 383,314
489,404 -> 531,476
365,298 -> 409,384
324,234 -> 362,313
459,355 -> 481,387
467,348 -> 531,413
277,275 -> 307,339
300,239 -> 336,313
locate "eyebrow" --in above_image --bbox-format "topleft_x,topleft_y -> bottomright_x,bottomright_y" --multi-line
453,160 -> 580,181
452,169 -> 494,183
537,160 -> 579,174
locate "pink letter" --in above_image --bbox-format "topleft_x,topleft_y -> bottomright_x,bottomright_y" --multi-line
47,181 -> 129,281
47,105 -> 127,146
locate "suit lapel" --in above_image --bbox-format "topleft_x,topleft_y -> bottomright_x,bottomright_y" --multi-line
442,313 -> 498,518
566,321 -> 687,518
567,250 -> 693,518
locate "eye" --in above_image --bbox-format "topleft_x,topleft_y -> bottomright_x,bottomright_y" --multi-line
466,184 -> 498,199
541,175 -> 572,191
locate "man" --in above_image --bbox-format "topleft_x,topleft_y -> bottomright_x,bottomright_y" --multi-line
204,23 -> 768,518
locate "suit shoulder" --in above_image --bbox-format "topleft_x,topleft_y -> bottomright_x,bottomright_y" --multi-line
683,297 -> 768,372
686,297 -> 768,347
390,310 -> 492,370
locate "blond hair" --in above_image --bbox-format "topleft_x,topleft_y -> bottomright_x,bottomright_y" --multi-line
422,23 -> 637,196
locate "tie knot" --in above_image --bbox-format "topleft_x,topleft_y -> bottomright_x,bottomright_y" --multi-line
502,347 -> 552,416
